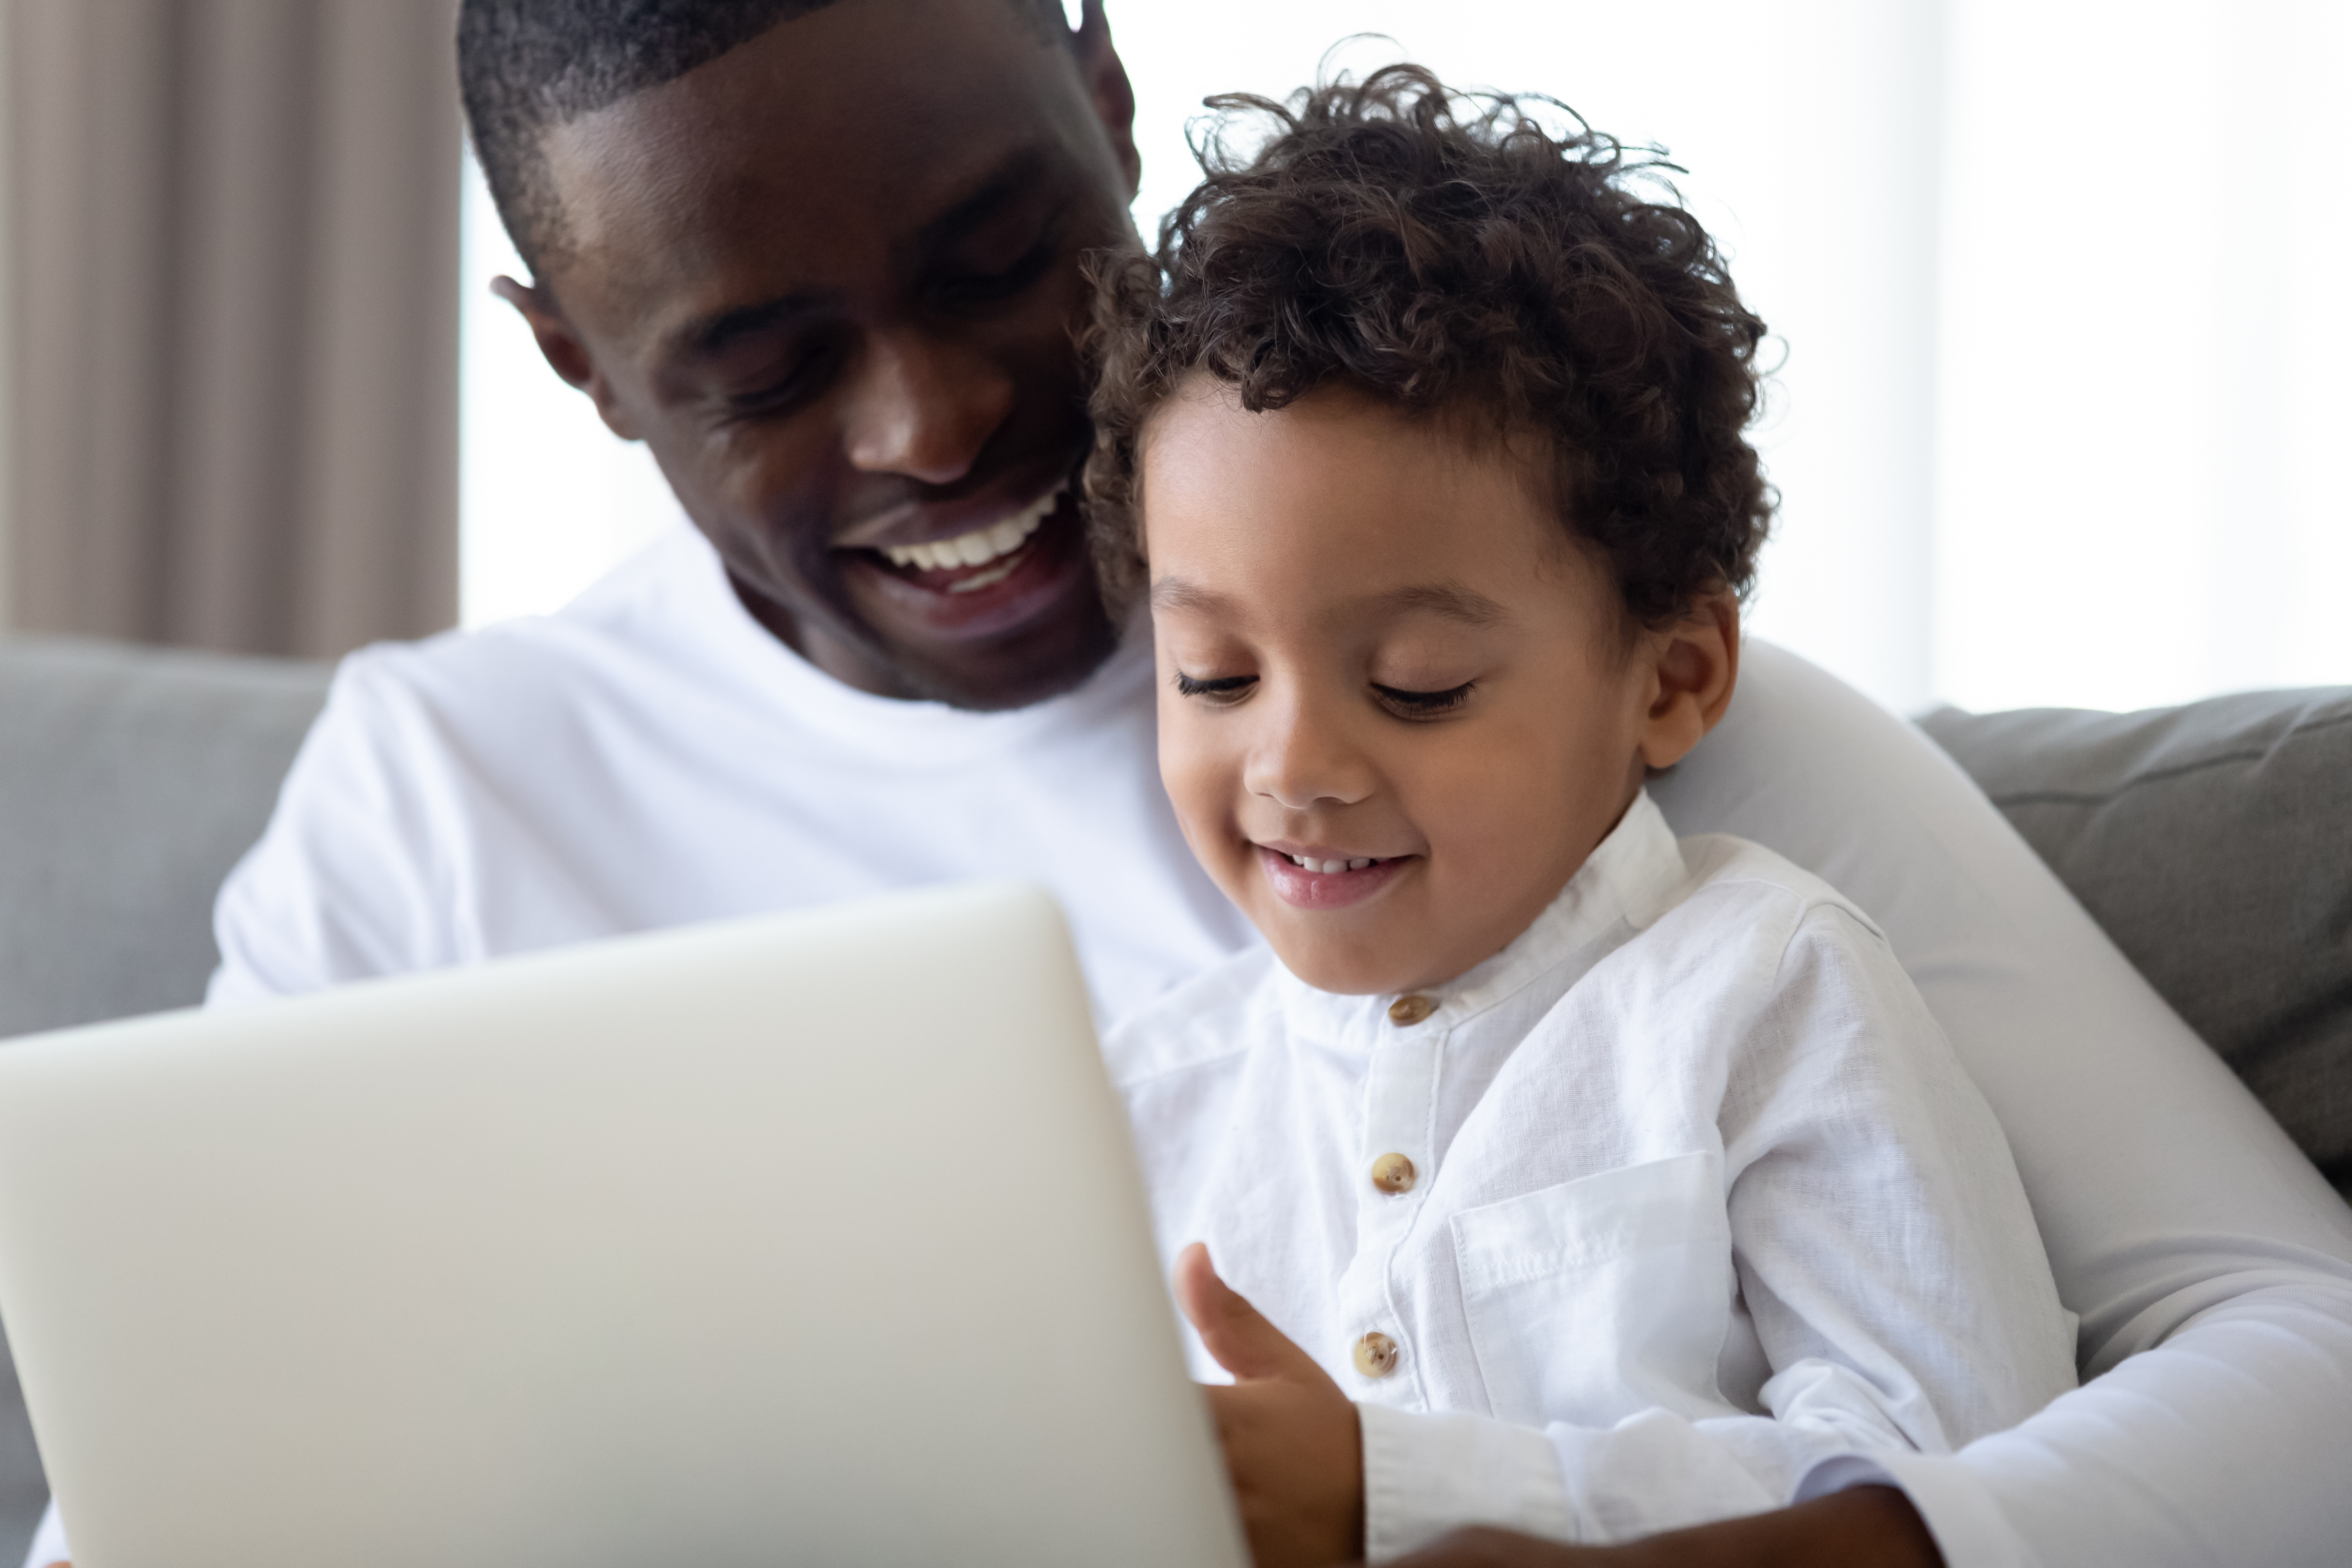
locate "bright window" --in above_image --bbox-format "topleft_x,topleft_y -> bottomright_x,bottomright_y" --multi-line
457,154 -> 679,632
461,0 -> 2352,714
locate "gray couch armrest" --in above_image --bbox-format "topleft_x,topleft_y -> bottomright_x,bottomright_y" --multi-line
0,636 -> 331,1558
0,637 -> 332,1038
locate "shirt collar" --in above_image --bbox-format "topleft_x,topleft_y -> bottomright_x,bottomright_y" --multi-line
1271,789 -> 1688,1045
657,522 -> 1158,764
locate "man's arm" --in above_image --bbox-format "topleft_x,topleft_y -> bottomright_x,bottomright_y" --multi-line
1370,1488 -> 1940,1568
1649,639 -> 2352,1564
206,647 -> 467,1004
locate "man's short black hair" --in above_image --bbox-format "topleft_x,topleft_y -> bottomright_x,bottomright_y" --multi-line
457,0 -> 1068,277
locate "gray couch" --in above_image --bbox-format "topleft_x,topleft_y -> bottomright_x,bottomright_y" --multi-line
0,635 -> 2346,1563
0,640 -> 335,1555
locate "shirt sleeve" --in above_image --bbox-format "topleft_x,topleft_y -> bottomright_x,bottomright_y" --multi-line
20,1499 -> 64,1568
1652,640 -> 2352,1568
1357,902 -> 2078,1559
206,649 -> 463,1005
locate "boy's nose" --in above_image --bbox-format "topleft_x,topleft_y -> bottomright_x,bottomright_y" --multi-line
1243,699 -> 1376,812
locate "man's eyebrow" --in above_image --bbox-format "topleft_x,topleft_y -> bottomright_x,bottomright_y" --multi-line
1378,582 -> 1512,626
663,293 -> 830,362
910,144 -> 1059,259
659,145 -> 1064,363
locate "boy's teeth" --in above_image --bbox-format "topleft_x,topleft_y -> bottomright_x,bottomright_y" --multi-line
881,486 -> 1061,572
1287,854 -> 1378,874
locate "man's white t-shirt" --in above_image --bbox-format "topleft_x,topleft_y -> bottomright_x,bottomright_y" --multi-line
30,520 -> 2336,1568
209,524 -> 1252,1020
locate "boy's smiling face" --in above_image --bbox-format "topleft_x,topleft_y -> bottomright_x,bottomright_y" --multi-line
1143,381 -> 1739,996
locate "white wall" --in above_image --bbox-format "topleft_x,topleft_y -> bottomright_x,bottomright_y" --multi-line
461,0 -> 2352,713
1933,0 -> 2352,711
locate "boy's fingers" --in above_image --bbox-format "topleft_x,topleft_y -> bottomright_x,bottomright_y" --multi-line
1175,1241 -> 1329,1385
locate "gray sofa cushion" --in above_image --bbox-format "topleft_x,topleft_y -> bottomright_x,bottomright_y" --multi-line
1920,689 -> 2352,1194
0,637 -> 330,1559
0,637 -> 332,1039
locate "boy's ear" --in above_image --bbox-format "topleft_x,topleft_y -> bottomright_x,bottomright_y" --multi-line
489,274 -> 644,442
1073,1 -> 1141,200
1637,593 -> 1740,771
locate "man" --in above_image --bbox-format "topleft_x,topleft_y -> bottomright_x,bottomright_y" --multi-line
34,2 -> 2352,1564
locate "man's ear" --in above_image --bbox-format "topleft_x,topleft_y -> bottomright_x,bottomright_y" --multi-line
1637,593 -> 1740,771
1073,1 -> 1141,199
489,274 -> 643,441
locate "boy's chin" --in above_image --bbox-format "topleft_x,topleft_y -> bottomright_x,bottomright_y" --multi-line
1263,927 -> 1445,998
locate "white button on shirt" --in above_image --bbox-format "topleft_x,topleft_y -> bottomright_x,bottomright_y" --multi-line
1106,792 -> 2078,1557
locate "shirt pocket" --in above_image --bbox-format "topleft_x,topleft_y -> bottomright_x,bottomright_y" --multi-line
1449,1149 -> 1732,1429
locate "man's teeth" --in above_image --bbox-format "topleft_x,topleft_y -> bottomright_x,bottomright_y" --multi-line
880,487 -> 1061,573
1287,854 -> 1378,874
946,557 -> 1021,595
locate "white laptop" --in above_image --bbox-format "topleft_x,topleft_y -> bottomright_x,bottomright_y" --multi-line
0,883 -> 1244,1568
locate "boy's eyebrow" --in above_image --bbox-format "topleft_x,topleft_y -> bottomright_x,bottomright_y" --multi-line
1379,582 -> 1512,626
1148,577 -> 1232,615
1150,577 -> 1510,626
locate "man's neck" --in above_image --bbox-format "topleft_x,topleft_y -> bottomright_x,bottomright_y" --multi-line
726,570 -> 918,701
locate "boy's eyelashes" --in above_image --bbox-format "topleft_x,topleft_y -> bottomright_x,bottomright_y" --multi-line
1170,669 -> 1479,719
1173,671 -> 1256,704
1373,680 -> 1477,719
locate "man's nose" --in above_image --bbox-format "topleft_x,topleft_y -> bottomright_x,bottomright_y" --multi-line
1243,695 -> 1377,813
840,329 -> 1015,486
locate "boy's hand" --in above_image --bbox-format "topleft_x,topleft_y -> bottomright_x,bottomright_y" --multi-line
1175,1242 -> 1364,1568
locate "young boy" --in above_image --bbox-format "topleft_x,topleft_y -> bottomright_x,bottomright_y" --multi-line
1083,70 -> 2076,1567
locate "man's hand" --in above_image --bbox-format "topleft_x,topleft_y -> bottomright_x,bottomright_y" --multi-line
1175,1242 -> 1364,1568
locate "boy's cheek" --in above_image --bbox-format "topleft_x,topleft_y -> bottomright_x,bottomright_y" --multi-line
1155,693 -> 1219,801
1156,725 -> 1256,886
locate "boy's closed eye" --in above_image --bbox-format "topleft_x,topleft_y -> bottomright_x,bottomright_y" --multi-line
1172,671 -> 1256,703
1370,679 -> 1476,718
1171,670 -> 1480,719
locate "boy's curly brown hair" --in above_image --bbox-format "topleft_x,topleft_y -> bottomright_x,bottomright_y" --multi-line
1083,65 -> 1773,629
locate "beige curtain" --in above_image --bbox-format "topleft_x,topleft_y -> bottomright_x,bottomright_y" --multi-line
6,0 -> 460,659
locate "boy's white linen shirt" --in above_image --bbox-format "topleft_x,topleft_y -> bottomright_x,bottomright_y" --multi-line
1106,792 -> 2078,1557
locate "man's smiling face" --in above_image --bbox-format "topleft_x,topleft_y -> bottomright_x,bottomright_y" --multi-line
503,0 -> 1140,710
